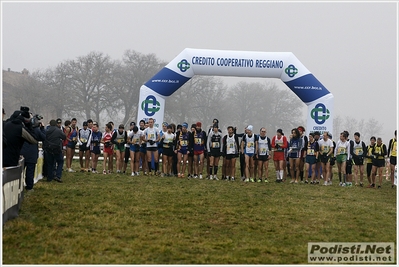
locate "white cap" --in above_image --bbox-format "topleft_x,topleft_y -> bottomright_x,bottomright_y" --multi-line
246,125 -> 253,131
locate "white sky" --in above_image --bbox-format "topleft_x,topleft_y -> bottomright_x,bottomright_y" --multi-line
1,1 -> 398,142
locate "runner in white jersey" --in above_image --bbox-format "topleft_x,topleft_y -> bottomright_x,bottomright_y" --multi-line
334,132 -> 351,186
317,132 -> 334,186
257,127 -> 271,183
77,121 -> 92,172
141,118 -> 160,175
240,125 -> 258,182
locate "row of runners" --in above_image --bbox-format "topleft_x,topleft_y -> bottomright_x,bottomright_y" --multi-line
60,117 -> 397,188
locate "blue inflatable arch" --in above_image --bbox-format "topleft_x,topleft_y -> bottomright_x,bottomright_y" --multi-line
137,48 -> 333,134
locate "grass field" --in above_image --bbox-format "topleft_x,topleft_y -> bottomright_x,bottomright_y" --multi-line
2,160 -> 397,264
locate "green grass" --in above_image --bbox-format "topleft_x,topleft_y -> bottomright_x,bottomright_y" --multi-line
2,160 -> 396,264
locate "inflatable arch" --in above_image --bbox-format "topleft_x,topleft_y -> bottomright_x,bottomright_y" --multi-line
137,48 -> 333,134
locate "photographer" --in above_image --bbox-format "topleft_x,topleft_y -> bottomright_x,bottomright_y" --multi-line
20,113 -> 46,191
3,106 -> 38,167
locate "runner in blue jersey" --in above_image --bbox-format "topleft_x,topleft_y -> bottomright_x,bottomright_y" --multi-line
288,128 -> 303,184
90,122 -> 102,173
193,121 -> 207,179
304,132 -> 319,184
175,122 -> 192,178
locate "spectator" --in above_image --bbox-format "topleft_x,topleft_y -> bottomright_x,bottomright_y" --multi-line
20,117 -> 46,191
44,119 -> 66,182
3,108 -> 37,167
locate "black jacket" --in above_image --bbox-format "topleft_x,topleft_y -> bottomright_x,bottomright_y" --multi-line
3,118 -> 37,167
21,126 -> 46,164
44,126 -> 66,154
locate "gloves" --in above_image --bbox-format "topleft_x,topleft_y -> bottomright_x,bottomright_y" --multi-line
168,142 -> 174,147
275,144 -> 280,149
330,157 -> 336,165
148,140 -> 155,145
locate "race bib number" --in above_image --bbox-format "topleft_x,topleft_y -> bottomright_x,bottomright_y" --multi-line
227,143 -> 235,154
338,147 -> 347,155
195,138 -> 202,145
80,138 -> 87,143
355,148 -> 363,156
322,145 -> 329,153
180,140 -> 188,147
307,148 -> 315,156
260,148 -> 267,155
247,142 -> 254,148
148,133 -> 155,140
132,138 -> 139,144
212,142 -> 220,148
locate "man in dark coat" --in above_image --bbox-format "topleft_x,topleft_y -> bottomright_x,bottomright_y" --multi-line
20,122 -> 46,191
44,120 -> 66,182
3,110 -> 37,167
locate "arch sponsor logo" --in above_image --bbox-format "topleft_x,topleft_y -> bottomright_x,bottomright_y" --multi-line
285,64 -> 298,78
311,103 -> 330,125
177,59 -> 190,72
141,95 -> 160,116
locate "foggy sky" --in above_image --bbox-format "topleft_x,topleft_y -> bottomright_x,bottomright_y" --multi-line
1,1 -> 398,142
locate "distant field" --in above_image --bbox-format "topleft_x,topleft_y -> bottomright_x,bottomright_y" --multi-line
2,160 -> 396,264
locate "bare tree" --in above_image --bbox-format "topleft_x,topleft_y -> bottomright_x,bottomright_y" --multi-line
164,76 -> 227,126
3,70 -> 49,116
333,115 -> 383,142
223,81 -> 305,133
63,51 -> 115,121
111,50 -> 166,125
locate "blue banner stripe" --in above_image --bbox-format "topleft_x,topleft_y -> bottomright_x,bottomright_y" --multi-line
144,68 -> 191,97
284,74 -> 330,103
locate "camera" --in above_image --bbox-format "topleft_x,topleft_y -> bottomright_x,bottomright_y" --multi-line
20,106 -> 30,112
31,114 -> 43,128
